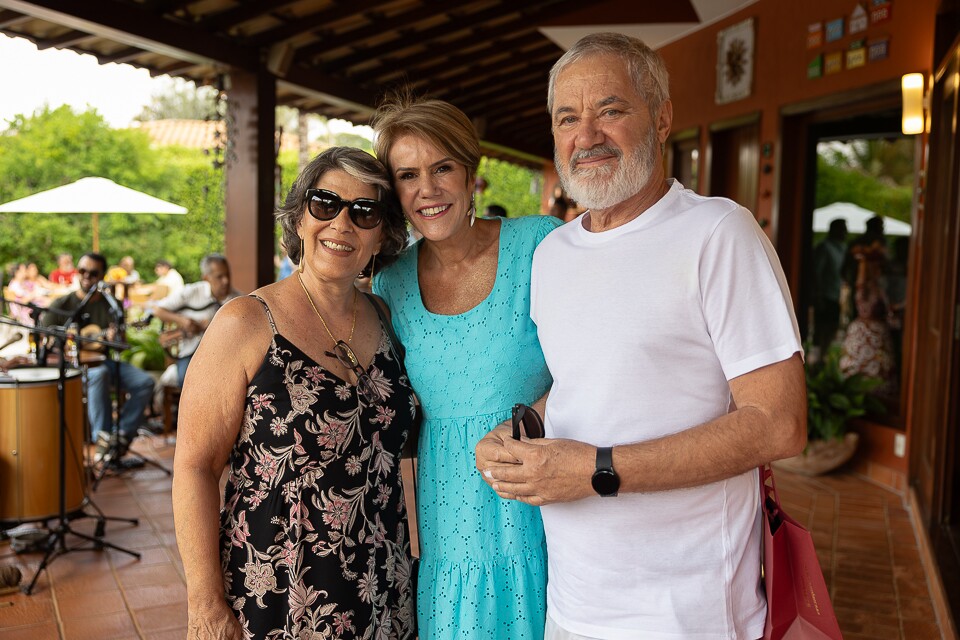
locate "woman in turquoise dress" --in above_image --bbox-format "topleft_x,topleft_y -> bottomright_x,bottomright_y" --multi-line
371,95 -> 561,638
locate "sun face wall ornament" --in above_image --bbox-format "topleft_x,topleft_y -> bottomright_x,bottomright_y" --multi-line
716,18 -> 755,104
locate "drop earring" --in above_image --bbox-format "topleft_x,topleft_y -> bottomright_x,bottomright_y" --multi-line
469,197 -> 476,227
298,237 -> 305,273
369,253 -> 377,282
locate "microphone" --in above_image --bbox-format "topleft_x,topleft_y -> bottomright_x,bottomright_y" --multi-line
0,332 -> 23,352
98,282 -> 124,320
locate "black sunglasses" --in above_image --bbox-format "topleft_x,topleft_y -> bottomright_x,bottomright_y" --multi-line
305,188 -> 385,229
325,340 -> 383,404
512,403 -> 545,440
78,268 -> 102,278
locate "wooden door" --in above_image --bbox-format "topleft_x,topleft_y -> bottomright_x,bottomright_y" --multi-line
709,119 -> 760,213
909,40 -> 960,528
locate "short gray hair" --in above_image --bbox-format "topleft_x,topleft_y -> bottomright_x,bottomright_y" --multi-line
199,253 -> 227,276
547,32 -> 670,118
275,147 -> 407,273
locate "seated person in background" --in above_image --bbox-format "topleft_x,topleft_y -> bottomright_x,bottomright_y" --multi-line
7,263 -> 47,326
105,256 -> 140,303
154,259 -> 183,294
26,263 -> 53,291
40,252 -> 155,461
484,203 -> 507,217
105,263 -> 128,283
119,256 -> 140,285
150,254 -> 240,385
48,253 -> 78,286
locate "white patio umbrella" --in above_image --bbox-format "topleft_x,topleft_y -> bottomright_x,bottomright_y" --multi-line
0,177 -> 188,251
812,201 -> 911,236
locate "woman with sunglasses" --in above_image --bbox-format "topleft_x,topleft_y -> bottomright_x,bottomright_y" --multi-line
371,96 -> 561,639
174,147 -> 416,639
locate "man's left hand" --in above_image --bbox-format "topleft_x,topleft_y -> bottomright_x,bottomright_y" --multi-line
481,437 -> 595,506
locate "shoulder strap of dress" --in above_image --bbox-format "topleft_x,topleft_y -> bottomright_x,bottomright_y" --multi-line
248,294 -> 278,334
364,292 -> 405,366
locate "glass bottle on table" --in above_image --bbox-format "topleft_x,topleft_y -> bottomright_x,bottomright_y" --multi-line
65,324 -> 79,367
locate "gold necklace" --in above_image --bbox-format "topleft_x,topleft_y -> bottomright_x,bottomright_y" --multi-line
297,273 -> 358,344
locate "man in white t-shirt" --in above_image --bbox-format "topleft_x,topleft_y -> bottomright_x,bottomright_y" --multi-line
150,254 -> 240,385
476,33 -> 807,640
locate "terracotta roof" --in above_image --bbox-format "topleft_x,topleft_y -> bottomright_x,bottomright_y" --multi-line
134,119 -> 303,152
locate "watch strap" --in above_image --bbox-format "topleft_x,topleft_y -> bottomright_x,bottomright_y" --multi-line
596,446 -> 613,471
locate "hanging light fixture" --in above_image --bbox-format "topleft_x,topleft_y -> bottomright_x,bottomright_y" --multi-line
901,73 -> 925,135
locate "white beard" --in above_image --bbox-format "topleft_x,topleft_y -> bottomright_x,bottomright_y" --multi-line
556,129 -> 660,211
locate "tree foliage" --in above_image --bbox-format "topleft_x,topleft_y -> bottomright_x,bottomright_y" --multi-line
475,157 -> 543,218
0,105 -> 224,282
815,139 -> 914,223
0,106 -> 549,286
135,78 -> 218,122
815,157 -> 912,223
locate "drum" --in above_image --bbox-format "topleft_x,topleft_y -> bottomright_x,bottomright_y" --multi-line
0,367 -> 86,523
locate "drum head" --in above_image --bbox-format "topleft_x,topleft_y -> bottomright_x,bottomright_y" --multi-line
2,367 -> 81,384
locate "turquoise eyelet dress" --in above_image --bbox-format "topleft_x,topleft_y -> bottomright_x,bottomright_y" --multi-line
373,214 -> 562,639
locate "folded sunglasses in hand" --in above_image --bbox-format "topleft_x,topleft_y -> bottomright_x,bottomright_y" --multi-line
511,403 -> 545,440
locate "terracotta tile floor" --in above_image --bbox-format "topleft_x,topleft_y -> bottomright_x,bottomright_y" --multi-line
0,437 -> 945,639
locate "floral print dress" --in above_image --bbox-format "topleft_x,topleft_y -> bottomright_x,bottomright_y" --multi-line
219,296 -> 416,640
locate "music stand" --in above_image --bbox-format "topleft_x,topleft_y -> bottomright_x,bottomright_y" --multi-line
0,317 -> 142,595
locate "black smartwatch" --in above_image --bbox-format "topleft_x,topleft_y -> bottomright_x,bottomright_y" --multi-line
591,446 -> 620,497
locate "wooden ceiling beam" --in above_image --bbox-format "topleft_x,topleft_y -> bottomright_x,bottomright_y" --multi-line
139,0 -> 193,16
313,0 -> 566,70
242,0 -> 388,48
349,28 -> 543,84
431,50 -> 556,96
97,46 -> 145,65
201,0 -> 301,33
493,107 -> 551,132
0,8 -> 28,27
490,107 -> 550,133
436,65 -> 549,104
1,0 -> 378,112
35,28 -> 93,50
151,59 -> 197,77
485,123 -> 552,159
321,0 -> 583,72
350,29 -> 534,83
466,91 -> 546,120
0,0 -> 259,68
294,0 -> 479,62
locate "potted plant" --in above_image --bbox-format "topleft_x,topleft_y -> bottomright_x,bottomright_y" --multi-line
774,346 -> 886,476
120,323 -> 167,372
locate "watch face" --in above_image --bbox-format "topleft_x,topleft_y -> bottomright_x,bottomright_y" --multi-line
592,469 -> 620,496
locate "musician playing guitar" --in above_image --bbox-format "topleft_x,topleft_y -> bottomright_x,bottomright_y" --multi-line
149,254 -> 240,385
40,252 -> 155,458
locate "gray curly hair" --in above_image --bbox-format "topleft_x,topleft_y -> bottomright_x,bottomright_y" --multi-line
276,147 -> 407,274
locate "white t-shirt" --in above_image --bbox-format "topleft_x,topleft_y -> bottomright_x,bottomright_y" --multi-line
156,268 -> 185,295
155,281 -> 239,357
530,180 -> 801,640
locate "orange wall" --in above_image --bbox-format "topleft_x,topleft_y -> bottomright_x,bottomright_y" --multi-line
659,0 -> 938,230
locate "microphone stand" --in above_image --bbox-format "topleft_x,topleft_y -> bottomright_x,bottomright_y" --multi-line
91,286 -> 171,488
0,318 -> 142,594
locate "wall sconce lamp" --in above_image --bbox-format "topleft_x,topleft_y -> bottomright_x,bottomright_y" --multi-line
901,73 -> 925,135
